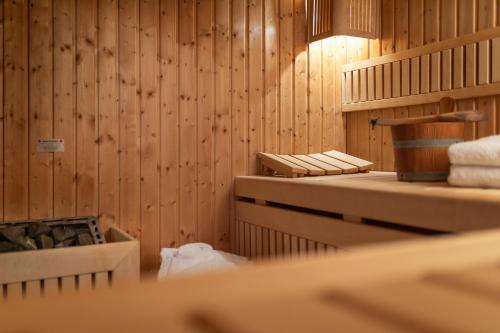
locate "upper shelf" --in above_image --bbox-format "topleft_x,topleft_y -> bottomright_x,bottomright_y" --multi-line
307,0 -> 380,43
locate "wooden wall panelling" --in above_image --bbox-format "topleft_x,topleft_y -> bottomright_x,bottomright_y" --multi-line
98,0 -> 119,233
118,0 -> 141,241
279,0 -> 293,153
54,0 -> 76,218
4,0 -> 28,220
293,0 -> 309,154
139,0 -> 161,272
197,0 -> 214,246
29,0 -> 53,219
76,0 -> 98,216
476,0 -> 497,138
160,0 -> 179,249
214,0 -> 231,251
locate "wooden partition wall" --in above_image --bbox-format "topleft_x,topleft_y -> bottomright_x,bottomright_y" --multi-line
1,0 -> 347,272
344,0 -> 500,171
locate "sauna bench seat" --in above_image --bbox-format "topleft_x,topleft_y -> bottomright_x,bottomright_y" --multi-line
233,172 -> 500,258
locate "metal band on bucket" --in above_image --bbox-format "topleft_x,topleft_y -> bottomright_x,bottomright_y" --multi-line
393,138 -> 463,149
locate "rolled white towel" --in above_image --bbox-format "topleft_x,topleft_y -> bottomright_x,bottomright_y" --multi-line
448,135 -> 500,167
448,165 -> 500,188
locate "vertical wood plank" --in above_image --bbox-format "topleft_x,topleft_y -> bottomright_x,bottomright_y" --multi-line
53,0 -> 76,218
160,0 -> 179,249
431,52 -> 441,92
197,0 -> 214,245
308,40 -> 322,152
477,0 -> 496,138
76,0 -> 98,216
215,0 -> 231,250
352,70 -> 360,102
401,59 -> 410,96
375,65 -> 383,100
369,34 -> 382,170
493,38 -> 500,83
78,274 -> 92,292
334,37 -> 347,152
458,0 -> 477,140
139,0 -> 161,272
255,225 -> 262,258
249,0 -> 265,166
411,57 -> 420,95
4,0 -> 29,220
264,0 -> 278,153
465,43 -> 477,87
29,0 -> 53,219
478,40 -> 490,85
440,50 -> 451,91
231,0 -> 248,252
25,281 -> 42,299
60,276 -> 77,294
453,47 -> 464,89
420,54 -> 430,94
381,0 -> 396,171
98,0 -> 119,232
43,278 -> 59,296
6,283 -> 24,301
250,224 -> 257,258
94,272 -> 110,289
0,1 -> 4,221
322,37 -> 336,151
383,64 -> 391,99
262,226 -> 269,257
407,0 -> 424,118
279,0 -> 293,153
392,61 -> 400,97
119,0 -> 141,240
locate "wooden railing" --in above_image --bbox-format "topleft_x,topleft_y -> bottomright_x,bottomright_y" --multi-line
341,27 -> 500,112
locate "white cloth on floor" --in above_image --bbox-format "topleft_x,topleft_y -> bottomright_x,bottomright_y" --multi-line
448,135 -> 500,167
448,165 -> 500,188
158,243 -> 247,279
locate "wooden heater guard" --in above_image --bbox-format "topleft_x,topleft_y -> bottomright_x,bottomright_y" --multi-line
0,226 -> 139,302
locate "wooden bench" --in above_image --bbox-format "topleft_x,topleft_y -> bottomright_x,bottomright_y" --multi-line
233,172 -> 500,259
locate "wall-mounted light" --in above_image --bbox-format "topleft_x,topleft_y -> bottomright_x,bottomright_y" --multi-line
307,0 -> 381,44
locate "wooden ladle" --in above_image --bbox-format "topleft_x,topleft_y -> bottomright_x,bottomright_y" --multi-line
369,97 -> 488,128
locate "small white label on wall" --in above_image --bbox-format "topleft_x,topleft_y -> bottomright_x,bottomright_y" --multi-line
37,139 -> 64,153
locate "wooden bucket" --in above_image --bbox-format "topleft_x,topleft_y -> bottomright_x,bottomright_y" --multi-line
391,122 -> 464,181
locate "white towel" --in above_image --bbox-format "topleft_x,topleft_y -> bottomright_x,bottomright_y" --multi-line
448,165 -> 500,188
448,135 -> 500,167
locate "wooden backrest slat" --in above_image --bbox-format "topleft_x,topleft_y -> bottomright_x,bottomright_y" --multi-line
292,155 -> 342,175
323,150 -> 373,171
278,155 -> 325,175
